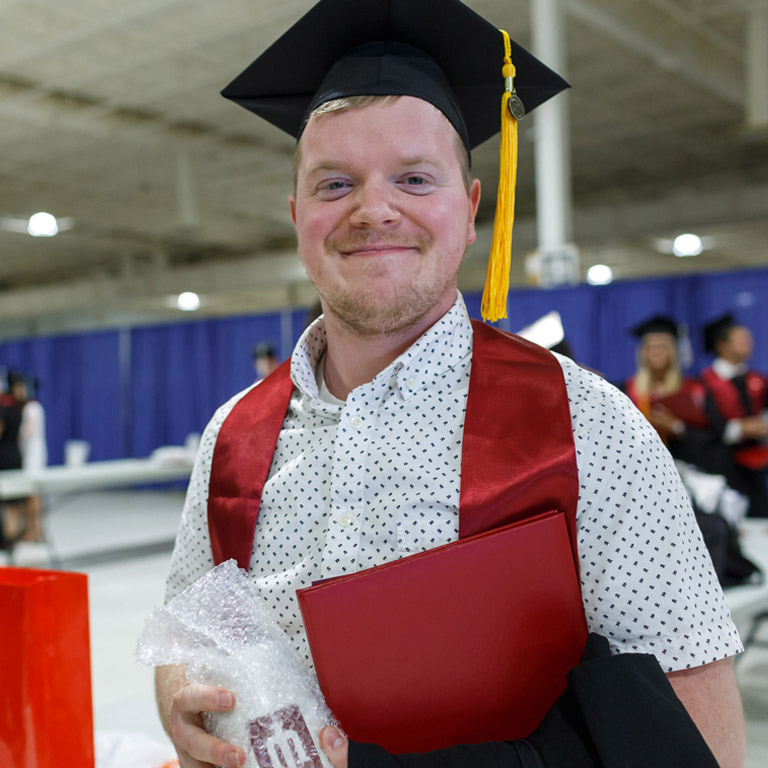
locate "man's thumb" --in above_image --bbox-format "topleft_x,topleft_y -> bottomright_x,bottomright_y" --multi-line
319,725 -> 348,766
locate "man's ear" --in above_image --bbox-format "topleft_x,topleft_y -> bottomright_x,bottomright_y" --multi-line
467,178 -> 481,245
289,194 -> 297,226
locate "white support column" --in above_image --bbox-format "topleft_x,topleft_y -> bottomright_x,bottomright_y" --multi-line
176,149 -> 200,230
530,0 -> 579,286
746,6 -> 768,131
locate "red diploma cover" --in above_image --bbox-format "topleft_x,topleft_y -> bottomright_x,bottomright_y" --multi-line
654,388 -> 709,429
297,509 -> 587,754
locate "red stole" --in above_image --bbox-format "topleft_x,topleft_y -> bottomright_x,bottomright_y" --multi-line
208,319 -> 579,572
701,367 -> 768,420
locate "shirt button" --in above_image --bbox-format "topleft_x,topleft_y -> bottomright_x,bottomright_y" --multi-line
338,513 -> 353,527
349,416 -> 363,429
406,378 -> 417,388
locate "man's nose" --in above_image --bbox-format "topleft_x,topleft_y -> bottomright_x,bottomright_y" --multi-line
348,182 -> 400,228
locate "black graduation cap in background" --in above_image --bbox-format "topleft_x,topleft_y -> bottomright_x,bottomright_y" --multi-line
703,313 -> 736,353
252,341 -> 277,360
221,0 -> 569,153
631,315 -> 679,339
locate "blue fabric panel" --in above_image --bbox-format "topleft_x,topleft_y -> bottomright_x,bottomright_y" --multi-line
129,313 -> 284,457
2,266 -> 767,463
0,330 -> 121,464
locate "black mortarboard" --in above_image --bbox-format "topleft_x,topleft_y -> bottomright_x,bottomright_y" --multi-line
221,0 -> 568,153
222,0 -> 569,324
252,341 -> 277,360
631,315 -> 679,339
703,313 -> 736,353
7,369 -> 26,389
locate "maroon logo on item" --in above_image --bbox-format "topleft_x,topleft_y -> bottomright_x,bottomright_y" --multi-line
249,704 -> 323,768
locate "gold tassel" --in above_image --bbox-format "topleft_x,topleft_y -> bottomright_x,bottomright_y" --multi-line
481,29 -> 518,323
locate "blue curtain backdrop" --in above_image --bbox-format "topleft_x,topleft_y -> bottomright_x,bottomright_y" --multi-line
2,266 -> 766,465
0,330 -> 121,465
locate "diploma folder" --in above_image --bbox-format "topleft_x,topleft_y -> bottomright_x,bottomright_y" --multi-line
654,389 -> 709,429
297,509 -> 588,754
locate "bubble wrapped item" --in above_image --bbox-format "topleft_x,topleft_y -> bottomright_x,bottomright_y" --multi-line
135,559 -> 335,768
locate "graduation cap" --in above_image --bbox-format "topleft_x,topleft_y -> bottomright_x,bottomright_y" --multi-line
252,341 -> 277,360
222,0 -> 569,323
630,315 -> 679,339
703,313 -> 736,353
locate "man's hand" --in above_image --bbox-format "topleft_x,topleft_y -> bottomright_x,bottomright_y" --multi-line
739,415 -> 768,440
320,725 -> 349,768
649,405 -> 684,437
169,683 -> 245,768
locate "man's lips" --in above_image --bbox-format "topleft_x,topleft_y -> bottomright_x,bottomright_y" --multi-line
339,244 -> 419,255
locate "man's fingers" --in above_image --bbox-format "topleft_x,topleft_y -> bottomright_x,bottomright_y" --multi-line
170,684 -> 244,768
174,684 -> 236,714
182,728 -> 245,768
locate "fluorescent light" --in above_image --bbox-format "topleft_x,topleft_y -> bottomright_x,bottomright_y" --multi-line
587,264 -> 613,285
27,211 -> 59,237
672,233 -> 703,257
177,291 -> 200,311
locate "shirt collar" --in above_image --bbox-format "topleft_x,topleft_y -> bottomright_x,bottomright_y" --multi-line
290,292 -> 473,407
712,357 -> 748,380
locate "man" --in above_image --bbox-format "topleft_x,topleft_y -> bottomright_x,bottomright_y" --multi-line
155,2 -> 745,766
252,341 -> 280,382
700,313 -> 768,517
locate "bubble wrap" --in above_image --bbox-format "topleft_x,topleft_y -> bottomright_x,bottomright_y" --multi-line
135,560 -> 334,768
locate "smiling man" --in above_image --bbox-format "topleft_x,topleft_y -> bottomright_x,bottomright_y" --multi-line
154,2 -> 745,767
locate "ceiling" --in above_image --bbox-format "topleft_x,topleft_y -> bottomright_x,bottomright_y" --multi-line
1,0 -> 767,338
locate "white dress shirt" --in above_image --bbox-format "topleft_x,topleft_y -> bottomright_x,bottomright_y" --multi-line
165,294 -> 741,673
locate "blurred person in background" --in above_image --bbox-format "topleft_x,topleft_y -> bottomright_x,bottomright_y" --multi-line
624,316 -> 710,467
700,313 -> 768,518
252,341 -> 280,382
18,376 -> 47,541
0,371 -> 26,543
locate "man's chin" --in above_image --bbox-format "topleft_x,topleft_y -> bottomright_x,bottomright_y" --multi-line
324,289 -> 446,338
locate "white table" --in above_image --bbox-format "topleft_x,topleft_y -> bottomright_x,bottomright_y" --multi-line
0,456 -> 194,566
0,457 -> 194,501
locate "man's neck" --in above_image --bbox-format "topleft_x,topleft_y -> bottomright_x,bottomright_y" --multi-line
321,301 -> 453,400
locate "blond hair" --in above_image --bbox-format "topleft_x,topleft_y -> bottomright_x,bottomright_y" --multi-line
292,94 -> 472,193
633,336 -> 682,396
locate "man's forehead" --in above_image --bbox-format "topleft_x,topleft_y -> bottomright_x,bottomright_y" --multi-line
301,96 -> 457,150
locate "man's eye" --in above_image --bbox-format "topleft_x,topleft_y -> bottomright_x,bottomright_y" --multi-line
324,180 -> 347,190
405,176 -> 426,185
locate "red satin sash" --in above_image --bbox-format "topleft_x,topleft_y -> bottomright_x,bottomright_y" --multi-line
701,367 -> 767,419
208,320 -> 579,571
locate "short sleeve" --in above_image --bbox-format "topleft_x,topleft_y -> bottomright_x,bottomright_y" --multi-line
558,355 -> 743,672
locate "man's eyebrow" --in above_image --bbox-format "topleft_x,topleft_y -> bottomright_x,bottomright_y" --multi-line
305,161 -> 346,177
400,156 -> 441,168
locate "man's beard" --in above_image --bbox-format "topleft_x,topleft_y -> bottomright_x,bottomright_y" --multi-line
309,234 -> 462,337
317,275 -> 458,338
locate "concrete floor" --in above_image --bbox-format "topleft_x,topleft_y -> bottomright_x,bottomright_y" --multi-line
3,490 -> 768,768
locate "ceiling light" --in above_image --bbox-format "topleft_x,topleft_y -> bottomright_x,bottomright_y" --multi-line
672,233 -> 703,257
177,291 -> 200,311
27,212 -> 59,237
587,264 -> 613,285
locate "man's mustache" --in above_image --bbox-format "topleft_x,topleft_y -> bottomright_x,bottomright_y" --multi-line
328,232 -> 433,253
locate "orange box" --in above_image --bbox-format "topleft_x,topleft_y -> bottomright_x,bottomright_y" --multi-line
0,568 -> 94,768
